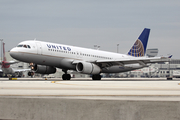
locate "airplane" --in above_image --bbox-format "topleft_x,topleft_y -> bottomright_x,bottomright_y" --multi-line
0,42 -> 30,77
9,28 -> 170,80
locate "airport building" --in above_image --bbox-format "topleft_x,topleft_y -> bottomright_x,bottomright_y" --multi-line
125,59 -> 180,78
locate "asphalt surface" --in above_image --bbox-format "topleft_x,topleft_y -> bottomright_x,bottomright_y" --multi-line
0,77 -> 180,101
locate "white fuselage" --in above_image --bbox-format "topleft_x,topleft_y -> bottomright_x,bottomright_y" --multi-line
10,40 -> 144,74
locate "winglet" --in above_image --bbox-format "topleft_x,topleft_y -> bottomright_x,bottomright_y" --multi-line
168,55 -> 173,58
127,28 -> 150,57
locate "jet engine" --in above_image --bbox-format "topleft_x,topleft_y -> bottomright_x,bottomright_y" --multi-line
31,64 -> 56,74
76,62 -> 101,74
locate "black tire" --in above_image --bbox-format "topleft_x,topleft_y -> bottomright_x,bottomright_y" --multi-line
92,74 -> 101,80
62,74 -> 71,80
67,74 -> 71,80
62,74 -> 66,80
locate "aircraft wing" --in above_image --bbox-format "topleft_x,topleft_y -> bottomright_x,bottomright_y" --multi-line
0,61 -> 19,65
13,68 -> 31,72
95,57 -> 170,67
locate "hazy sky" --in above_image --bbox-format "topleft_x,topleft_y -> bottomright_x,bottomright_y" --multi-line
0,0 -> 180,58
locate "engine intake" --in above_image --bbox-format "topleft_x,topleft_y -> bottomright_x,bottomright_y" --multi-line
32,64 -> 56,74
76,62 -> 101,74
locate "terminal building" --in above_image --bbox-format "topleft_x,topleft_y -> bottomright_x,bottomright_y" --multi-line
126,59 -> 180,78
2,51 -> 180,78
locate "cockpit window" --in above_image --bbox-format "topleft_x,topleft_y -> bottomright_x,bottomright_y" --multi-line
23,45 -> 27,48
17,44 -> 31,49
27,45 -> 31,48
17,45 -> 23,47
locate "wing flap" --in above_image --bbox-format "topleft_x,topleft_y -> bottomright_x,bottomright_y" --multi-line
96,57 -> 169,67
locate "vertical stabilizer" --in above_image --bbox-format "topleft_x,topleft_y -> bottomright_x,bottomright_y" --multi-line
127,28 -> 150,57
3,42 -> 6,61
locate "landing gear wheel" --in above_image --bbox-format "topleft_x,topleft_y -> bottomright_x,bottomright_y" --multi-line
66,74 -> 71,80
92,74 -> 101,80
62,74 -> 71,80
28,72 -> 34,77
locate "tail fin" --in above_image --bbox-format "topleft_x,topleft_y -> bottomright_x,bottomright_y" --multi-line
168,55 -> 173,58
127,28 -> 150,57
3,42 -> 7,61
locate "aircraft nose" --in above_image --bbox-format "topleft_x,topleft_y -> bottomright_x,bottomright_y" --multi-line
10,47 -> 18,59
10,47 -> 25,62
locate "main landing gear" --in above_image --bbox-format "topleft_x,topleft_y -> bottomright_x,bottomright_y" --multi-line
62,70 -> 101,80
92,74 -> 102,80
62,70 -> 71,80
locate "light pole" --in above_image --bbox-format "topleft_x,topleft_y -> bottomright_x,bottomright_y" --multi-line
117,44 -> 119,53
97,46 -> 100,50
94,45 -> 97,49
0,39 -> 3,62
94,45 -> 100,50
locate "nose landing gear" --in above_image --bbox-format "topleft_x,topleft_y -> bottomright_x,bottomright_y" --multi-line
28,71 -> 34,77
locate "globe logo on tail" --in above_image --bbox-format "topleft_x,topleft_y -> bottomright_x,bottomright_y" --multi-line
128,39 -> 144,57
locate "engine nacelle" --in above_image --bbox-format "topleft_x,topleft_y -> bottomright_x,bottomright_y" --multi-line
32,64 -> 56,74
76,62 -> 101,74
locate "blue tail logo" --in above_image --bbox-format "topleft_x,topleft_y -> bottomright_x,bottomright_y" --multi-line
128,28 -> 150,57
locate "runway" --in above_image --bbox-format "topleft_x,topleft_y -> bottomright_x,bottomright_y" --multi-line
1,78 -> 180,101
1,78 -> 180,120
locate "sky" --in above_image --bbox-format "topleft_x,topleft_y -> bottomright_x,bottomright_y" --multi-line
0,0 -> 180,58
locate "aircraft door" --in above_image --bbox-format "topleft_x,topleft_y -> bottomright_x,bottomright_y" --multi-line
36,42 -> 42,54
76,51 -> 82,58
